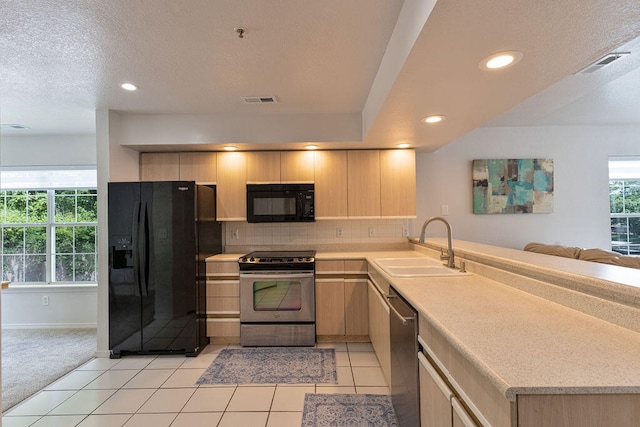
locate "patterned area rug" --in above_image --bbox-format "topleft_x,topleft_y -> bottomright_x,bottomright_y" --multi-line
301,393 -> 398,427
197,347 -> 337,384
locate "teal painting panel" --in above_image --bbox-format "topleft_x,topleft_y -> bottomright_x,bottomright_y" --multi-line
473,187 -> 487,214
472,158 -> 553,214
533,170 -> 551,191
517,159 -> 533,182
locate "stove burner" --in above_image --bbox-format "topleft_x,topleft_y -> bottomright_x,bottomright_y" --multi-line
238,250 -> 315,265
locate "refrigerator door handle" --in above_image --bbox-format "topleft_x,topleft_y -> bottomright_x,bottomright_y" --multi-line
132,202 -> 141,297
140,202 -> 149,296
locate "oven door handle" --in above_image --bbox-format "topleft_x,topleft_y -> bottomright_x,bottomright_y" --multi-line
239,271 -> 315,279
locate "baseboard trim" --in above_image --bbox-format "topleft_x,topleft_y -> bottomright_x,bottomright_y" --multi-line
2,323 -> 97,329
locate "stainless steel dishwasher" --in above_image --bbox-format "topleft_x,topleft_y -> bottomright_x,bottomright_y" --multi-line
388,286 -> 419,426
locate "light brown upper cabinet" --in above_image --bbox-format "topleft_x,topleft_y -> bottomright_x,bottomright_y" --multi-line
216,151 -> 247,221
281,151 -> 315,183
139,152 -> 180,181
380,149 -> 416,217
348,150 -> 381,218
246,151 -> 281,183
314,150 -> 348,219
179,152 -> 217,183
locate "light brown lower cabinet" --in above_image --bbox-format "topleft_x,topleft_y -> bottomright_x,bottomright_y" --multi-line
517,394 -> 640,427
452,397 -> 478,427
345,279 -> 368,335
315,279 -> 346,335
420,314 -> 640,427
206,260 -> 241,343
368,279 -> 391,386
315,259 -> 369,340
419,351 -> 454,427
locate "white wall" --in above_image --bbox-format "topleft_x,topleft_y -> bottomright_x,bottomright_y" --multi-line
1,133 -> 98,329
412,125 -> 640,250
1,134 -> 96,167
1,287 -> 97,328
95,110 -> 142,355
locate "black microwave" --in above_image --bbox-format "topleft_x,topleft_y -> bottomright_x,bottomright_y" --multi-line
246,183 -> 315,223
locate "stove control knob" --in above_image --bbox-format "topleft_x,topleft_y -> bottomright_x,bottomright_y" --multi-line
250,257 -> 255,262
240,257 -> 247,263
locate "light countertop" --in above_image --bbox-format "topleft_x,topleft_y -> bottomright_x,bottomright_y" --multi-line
370,262 -> 640,400
207,241 -> 640,400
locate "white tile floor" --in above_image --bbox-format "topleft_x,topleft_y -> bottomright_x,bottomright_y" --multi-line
2,342 -> 389,427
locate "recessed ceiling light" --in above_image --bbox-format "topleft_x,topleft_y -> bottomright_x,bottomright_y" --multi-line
121,83 -> 138,91
396,143 -> 410,149
223,145 -> 238,151
479,51 -> 523,71
304,144 -> 319,150
421,115 -> 446,124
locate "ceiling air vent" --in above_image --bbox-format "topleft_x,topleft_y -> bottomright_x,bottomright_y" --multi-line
577,52 -> 630,74
243,96 -> 278,104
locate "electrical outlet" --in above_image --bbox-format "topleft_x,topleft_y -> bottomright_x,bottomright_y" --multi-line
231,229 -> 239,240
368,227 -> 375,237
402,227 -> 409,237
42,295 -> 49,306
336,227 -> 343,238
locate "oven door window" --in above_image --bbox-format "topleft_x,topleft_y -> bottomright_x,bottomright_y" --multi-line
253,280 -> 301,311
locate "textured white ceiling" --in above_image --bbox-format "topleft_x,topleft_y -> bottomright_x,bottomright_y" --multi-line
1,0 -> 640,151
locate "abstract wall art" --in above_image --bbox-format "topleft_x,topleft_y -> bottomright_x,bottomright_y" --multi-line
472,158 -> 554,214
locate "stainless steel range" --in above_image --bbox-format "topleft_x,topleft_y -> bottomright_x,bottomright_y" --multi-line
238,250 -> 316,346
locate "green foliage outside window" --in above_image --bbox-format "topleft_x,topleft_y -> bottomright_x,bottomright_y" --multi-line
610,180 -> 640,256
1,189 -> 98,284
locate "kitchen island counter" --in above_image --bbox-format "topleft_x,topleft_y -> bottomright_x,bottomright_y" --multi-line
207,242 -> 640,400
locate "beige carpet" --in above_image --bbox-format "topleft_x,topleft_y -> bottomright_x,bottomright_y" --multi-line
1,328 -> 97,411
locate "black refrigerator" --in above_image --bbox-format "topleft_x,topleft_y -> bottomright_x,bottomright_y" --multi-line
108,181 -> 221,358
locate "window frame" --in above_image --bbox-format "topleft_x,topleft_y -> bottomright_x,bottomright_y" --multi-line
609,157 -> 640,256
1,188 -> 98,286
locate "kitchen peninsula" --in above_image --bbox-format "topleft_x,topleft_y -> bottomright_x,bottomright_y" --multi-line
208,239 -> 640,426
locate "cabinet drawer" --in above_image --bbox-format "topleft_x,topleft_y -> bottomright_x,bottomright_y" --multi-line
316,260 -> 345,274
206,260 -> 239,276
206,280 -> 239,297
206,296 -> 239,313
345,259 -> 367,274
207,319 -> 240,337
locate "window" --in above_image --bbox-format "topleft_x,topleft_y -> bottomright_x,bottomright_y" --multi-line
609,159 -> 640,256
0,168 -> 97,285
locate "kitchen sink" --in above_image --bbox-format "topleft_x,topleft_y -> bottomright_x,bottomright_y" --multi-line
373,257 -> 471,277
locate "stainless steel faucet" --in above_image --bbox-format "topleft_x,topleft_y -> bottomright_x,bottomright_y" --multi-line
418,216 -> 455,268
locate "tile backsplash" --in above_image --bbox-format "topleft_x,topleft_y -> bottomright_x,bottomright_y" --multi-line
224,219 -> 409,247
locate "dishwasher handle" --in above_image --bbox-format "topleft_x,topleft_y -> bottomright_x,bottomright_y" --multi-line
386,294 -> 415,325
